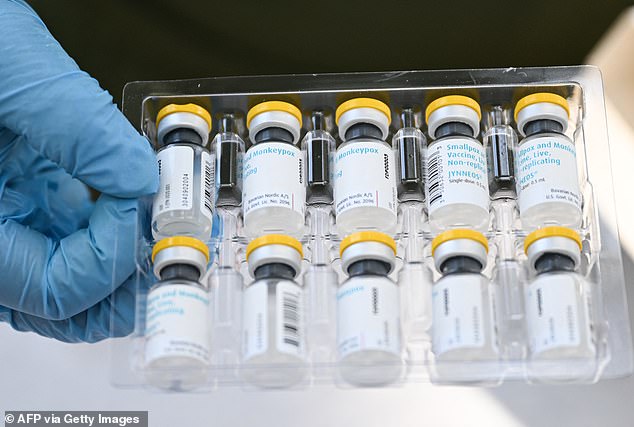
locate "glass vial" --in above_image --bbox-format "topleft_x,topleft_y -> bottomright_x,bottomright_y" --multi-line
431,230 -> 498,373
514,93 -> 582,228
424,96 -> 490,231
393,107 -> 426,202
523,227 -> 595,378
484,105 -> 518,199
243,101 -> 305,237
393,108 -> 432,340
241,234 -> 308,388
333,98 -> 397,234
152,104 -> 214,241
214,113 -> 245,208
302,110 -> 338,364
144,236 -> 211,391
337,231 -> 403,386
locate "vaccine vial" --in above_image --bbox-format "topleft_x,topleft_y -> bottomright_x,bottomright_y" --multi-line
241,234 -> 308,388
514,93 -> 582,228
523,227 -> 595,377
144,236 -> 211,390
334,98 -> 397,234
152,104 -> 214,241
431,230 -> 498,372
425,96 -> 490,231
243,101 -> 305,237
337,231 -> 403,386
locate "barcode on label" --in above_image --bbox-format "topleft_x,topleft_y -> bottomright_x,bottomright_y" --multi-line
427,149 -> 443,206
204,159 -> 213,214
281,291 -> 300,348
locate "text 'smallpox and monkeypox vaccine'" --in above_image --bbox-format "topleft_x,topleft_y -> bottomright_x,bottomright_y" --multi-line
514,93 -> 582,229
425,96 -> 490,232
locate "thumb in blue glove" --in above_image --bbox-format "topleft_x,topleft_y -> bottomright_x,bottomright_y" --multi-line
0,1 -> 159,342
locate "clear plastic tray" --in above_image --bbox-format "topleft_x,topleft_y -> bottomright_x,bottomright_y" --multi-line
110,66 -> 633,390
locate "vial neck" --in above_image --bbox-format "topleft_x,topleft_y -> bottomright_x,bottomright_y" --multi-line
254,262 -> 296,281
159,264 -> 201,282
254,127 -> 294,144
344,123 -> 383,141
535,253 -> 575,275
347,259 -> 391,277
434,122 -> 474,139
523,119 -> 564,137
163,128 -> 203,146
440,256 -> 483,275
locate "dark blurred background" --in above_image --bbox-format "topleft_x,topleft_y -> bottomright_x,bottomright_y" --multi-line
29,0 -> 630,106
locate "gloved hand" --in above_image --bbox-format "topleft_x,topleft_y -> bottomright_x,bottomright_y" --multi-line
0,1 -> 158,342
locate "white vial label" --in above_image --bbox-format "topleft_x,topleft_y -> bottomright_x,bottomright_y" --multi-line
242,281 -> 269,360
145,284 -> 210,365
242,142 -> 305,217
276,281 -> 304,356
432,275 -> 486,355
333,141 -> 397,217
336,277 -> 401,359
526,274 -> 587,355
425,137 -> 489,214
153,145 -> 194,215
516,136 -> 581,213
200,150 -> 214,223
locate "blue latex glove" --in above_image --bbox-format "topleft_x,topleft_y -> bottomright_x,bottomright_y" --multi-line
0,1 -> 158,342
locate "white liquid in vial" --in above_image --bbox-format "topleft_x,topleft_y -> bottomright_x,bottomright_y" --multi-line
241,279 -> 308,388
515,134 -> 582,228
152,145 -> 214,241
425,137 -> 490,231
431,274 -> 498,379
525,272 -> 595,378
334,140 -> 397,234
336,276 -> 403,386
144,282 -> 211,390
242,142 -> 305,236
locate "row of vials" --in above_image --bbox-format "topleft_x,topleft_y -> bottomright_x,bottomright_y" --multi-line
150,92 -> 581,241
144,226 -> 596,390
142,93 -> 597,390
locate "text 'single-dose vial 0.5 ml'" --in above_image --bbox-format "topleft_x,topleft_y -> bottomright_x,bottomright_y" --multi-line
334,98 -> 398,234
240,235 -> 308,388
152,104 -> 214,241
336,231 -> 403,386
514,93 -> 582,229
243,102 -> 305,237
144,237 -> 211,391
425,96 -> 490,231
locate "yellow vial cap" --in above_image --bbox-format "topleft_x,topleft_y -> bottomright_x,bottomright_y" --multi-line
156,103 -> 212,129
335,98 -> 392,125
524,226 -> 582,254
425,95 -> 482,123
431,229 -> 489,256
246,234 -> 303,259
339,231 -> 397,257
514,93 -> 570,122
152,236 -> 210,263
246,101 -> 303,128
